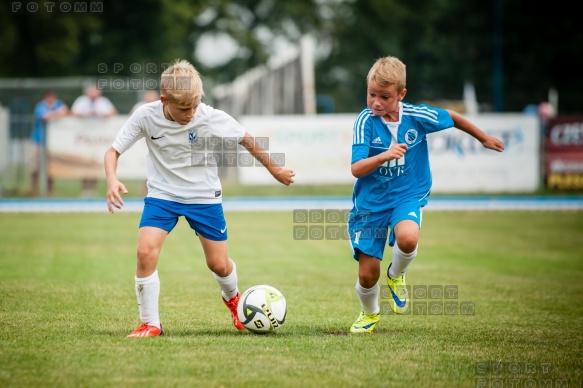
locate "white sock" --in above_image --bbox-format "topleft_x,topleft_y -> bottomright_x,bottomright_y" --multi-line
135,270 -> 161,329
213,259 -> 239,301
355,280 -> 380,315
388,244 -> 417,278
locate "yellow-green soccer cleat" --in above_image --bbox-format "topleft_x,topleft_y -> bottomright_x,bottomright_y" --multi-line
350,311 -> 380,333
386,270 -> 409,314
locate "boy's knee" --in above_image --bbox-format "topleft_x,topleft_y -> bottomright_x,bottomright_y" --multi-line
136,246 -> 159,262
208,257 -> 231,277
136,246 -> 148,259
358,274 -> 378,289
396,238 -> 418,254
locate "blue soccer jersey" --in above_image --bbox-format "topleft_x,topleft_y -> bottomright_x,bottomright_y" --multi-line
351,102 -> 455,212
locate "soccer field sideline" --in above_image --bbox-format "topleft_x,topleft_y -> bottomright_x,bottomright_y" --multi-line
0,195 -> 582,212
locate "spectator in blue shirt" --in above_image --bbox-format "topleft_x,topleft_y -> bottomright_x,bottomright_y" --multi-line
30,90 -> 68,196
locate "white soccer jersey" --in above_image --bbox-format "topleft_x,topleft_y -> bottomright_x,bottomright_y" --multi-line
112,101 -> 246,204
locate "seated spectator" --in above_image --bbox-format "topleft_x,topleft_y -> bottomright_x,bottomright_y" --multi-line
71,85 -> 118,118
71,85 -> 118,196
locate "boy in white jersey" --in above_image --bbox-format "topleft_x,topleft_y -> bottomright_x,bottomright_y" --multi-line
104,59 -> 295,337
348,56 -> 504,333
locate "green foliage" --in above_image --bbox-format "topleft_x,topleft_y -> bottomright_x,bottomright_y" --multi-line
0,210 -> 582,386
190,0 -> 322,83
0,4 -> 101,76
1,0 -> 581,113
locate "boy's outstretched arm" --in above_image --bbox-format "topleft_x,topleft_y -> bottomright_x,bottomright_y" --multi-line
239,132 -> 295,185
448,110 -> 505,152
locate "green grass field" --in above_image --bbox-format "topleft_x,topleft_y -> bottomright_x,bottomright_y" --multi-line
1,210 -> 582,387
8,177 -> 575,199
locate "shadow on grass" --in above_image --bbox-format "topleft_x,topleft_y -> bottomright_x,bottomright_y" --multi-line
94,323 -> 410,338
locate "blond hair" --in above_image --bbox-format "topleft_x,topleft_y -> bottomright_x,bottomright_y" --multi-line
160,59 -> 204,105
366,56 -> 406,91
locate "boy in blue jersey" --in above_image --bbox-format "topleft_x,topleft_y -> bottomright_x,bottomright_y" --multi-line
104,59 -> 295,337
349,56 -> 504,333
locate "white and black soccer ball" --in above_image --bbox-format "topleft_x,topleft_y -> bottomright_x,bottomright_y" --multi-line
237,285 -> 287,334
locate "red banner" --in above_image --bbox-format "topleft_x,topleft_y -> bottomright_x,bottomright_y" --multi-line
544,116 -> 583,190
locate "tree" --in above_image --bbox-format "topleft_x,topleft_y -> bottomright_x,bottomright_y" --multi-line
0,3 -> 101,76
1,0 -> 581,113
0,0 -> 204,77
189,0 -> 322,84
314,0 -> 583,113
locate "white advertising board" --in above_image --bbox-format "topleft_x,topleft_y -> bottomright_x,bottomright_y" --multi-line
428,114 -> 540,192
239,113 -> 540,193
47,116 -> 147,179
239,114 -> 356,185
46,113 -> 540,193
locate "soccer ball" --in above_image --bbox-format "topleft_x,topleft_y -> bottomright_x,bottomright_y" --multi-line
237,285 -> 287,334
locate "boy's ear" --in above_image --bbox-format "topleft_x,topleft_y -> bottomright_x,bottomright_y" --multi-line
399,88 -> 407,101
160,95 -> 167,104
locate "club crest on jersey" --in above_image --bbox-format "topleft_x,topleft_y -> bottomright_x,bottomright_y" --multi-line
188,130 -> 198,144
405,129 -> 418,144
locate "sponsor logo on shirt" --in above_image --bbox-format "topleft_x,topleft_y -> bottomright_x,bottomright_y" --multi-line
379,157 -> 406,178
189,130 -> 198,144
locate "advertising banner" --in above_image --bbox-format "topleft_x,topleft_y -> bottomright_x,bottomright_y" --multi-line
544,116 -> 583,190
239,113 -> 540,193
429,114 -> 540,192
47,113 -> 541,193
239,114 -> 355,185
47,116 -> 146,179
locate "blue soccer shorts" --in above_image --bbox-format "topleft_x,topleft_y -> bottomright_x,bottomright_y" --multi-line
348,201 -> 424,261
139,197 -> 228,241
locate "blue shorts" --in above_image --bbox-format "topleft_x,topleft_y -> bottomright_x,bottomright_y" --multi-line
348,201 -> 424,261
140,197 -> 228,241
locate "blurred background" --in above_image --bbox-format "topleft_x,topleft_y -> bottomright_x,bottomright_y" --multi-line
1,0 -> 582,198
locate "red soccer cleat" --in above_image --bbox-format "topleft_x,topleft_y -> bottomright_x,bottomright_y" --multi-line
127,323 -> 164,338
223,292 -> 245,330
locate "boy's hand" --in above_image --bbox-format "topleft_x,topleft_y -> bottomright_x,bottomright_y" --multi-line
271,167 -> 295,186
383,143 -> 408,162
482,135 -> 505,152
106,179 -> 128,213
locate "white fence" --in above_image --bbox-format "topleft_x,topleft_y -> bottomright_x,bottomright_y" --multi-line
212,36 -> 316,118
